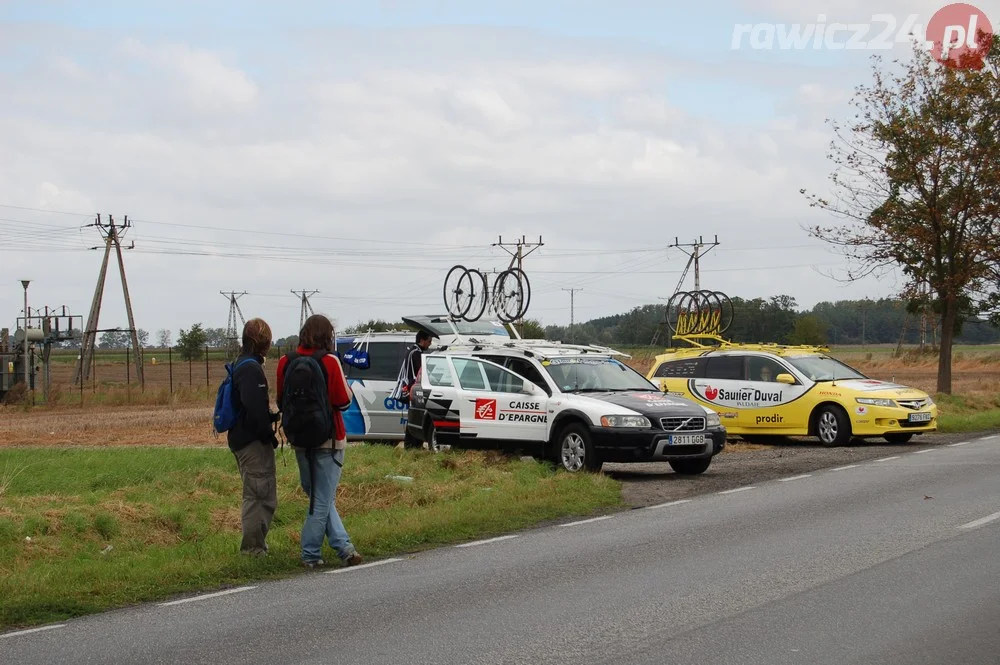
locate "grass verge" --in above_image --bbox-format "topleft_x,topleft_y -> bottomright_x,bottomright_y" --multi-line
934,392 -> 1000,433
0,445 -> 622,630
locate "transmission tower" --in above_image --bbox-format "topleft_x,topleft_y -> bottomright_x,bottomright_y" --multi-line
74,214 -> 144,388
221,291 -> 247,357
292,290 -> 319,331
650,235 -> 720,346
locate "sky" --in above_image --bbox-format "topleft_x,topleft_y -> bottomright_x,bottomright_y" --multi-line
2,0 -> 997,340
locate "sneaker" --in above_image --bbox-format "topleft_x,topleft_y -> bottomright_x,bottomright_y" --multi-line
344,552 -> 363,567
302,559 -> 325,569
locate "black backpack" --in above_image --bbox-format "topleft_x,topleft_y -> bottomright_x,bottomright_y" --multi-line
280,350 -> 333,449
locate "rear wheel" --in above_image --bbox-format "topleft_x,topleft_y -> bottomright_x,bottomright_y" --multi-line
884,433 -> 913,444
555,423 -> 602,473
669,458 -> 712,475
815,405 -> 851,447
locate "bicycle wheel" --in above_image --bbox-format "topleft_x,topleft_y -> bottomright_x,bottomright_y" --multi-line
463,268 -> 489,322
443,265 -> 474,319
493,269 -> 525,323
507,267 -> 531,320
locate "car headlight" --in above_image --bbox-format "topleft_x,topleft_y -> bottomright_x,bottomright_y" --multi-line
856,397 -> 897,408
600,415 -> 651,428
704,412 -> 721,428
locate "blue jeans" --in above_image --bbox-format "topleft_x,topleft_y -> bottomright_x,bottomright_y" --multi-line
295,448 -> 357,563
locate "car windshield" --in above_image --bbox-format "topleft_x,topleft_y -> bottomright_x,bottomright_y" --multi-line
786,355 -> 867,381
541,357 -> 656,393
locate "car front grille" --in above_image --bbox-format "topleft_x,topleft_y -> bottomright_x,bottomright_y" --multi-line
897,398 -> 931,410
660,416 -> 706,432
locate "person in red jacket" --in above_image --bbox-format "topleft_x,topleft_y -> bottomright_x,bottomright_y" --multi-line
276,314 -> 362,568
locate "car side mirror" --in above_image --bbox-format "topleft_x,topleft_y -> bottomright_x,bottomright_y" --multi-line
775,373 -> 795,385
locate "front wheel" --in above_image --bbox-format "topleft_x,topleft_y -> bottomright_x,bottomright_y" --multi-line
554,424 -> 602,473
669,458 -> 711,475
815,405 -> 851,447
884,433 -> 913,444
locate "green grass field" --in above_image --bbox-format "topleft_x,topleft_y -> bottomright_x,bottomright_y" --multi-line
0,445 -> 622,630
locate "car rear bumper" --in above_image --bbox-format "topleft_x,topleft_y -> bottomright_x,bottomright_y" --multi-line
589,426 -> 726,463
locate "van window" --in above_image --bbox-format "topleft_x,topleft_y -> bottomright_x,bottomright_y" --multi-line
703,355 -> 744,380
425,356 -> 454,387
337,340 -> 407,381
652,358 -> 700,378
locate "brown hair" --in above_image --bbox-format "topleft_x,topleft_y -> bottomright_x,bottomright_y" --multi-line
299,314 -> 334,350
242,318 -> 273,356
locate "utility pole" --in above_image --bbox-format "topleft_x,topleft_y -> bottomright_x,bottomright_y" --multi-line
669,235 -> 719,291
492,235 -> 543,333
21,280 -> 29,391
74,214 -> 144,388
291,290 -> 319,331
221,291 -> 248,357
562,288 -> 582,343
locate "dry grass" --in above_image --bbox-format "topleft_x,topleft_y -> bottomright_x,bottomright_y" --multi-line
0,405 -> 215,447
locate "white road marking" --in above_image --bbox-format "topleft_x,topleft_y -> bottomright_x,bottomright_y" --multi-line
873,456 -> 900,463
831,464 -> 860,472
1,624 -> 66,639
455,535 -> 519,548
913,449 -> 935,454
328,558 -> 403,574
948,441 -> 970,447
558,515 -> 614,527
777,474 -> 812,482
958,511 -> 1000,530
975,435 -> 998,442
158,586 -> 256,607
718,486 -> 756,495
645,499 -> 692,510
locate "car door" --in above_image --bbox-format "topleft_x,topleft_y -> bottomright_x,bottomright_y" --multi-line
744,355 -> 810,431
416,354 -> 462,446
689,353 -> 748,429
450,356 -> 549,445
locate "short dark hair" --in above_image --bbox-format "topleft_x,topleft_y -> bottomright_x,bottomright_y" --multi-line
299,314 -> 334,350
241,318 -> 272,356
416,330 -> 432,343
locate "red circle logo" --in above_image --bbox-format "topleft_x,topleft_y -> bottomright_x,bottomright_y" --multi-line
926,3 -> 994,69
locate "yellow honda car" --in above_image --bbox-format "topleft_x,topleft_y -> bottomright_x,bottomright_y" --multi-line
646,343 -> 937,446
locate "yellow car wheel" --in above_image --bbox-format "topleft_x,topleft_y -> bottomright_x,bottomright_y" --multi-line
814,405 -> 852,447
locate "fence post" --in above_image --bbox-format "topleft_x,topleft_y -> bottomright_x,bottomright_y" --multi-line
92,351 -> 96,393
169,346 -> 173,394
205,345 -> 209,388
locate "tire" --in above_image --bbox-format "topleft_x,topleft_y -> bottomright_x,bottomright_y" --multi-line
462,269 -> 489,322
554,423 -> 602,473
884,433 -> 913,444
668,458 -> 712,475
443,265 -> 473,319
814,405 -> 851,447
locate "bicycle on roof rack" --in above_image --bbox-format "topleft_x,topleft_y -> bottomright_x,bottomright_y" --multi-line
442,263 -> 531,324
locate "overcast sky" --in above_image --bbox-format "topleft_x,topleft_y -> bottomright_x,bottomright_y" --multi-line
1,0 -> 992,340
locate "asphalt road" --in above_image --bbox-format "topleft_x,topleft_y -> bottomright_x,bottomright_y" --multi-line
3,435 -> 998,665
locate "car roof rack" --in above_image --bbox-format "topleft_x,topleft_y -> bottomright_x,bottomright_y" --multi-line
434,336 -> 632,361
663,333 -> 830,355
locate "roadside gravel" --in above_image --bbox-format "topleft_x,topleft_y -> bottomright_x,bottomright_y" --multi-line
605,430 -> 1000,507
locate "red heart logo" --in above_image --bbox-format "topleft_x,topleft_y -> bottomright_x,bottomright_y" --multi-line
705,386 -> 719,401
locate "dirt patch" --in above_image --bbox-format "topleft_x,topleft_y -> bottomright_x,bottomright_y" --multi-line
606,430 -> 999,507
0,406 -> 215,447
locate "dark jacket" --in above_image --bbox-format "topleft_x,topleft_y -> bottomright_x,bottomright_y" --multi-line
227,353 -> 279,452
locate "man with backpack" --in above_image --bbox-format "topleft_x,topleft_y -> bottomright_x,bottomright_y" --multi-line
276,314 -> 363,568
221,318 -> 280,556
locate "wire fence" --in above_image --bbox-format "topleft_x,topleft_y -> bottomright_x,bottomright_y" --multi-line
7,345 -> 301,408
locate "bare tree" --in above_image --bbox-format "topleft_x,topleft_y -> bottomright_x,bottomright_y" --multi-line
803,37 -> 1000,394
156,329 -> 171,348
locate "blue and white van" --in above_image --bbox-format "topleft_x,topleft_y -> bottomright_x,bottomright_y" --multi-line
335,315 -> 511,441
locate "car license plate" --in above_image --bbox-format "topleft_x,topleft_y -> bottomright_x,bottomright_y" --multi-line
668,434 -> 705,445
908,412 -> 932,423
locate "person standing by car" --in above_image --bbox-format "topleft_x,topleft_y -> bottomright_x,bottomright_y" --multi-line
228,318 -> 280,556
276,314 -> 363,568
394,329 -> 433,449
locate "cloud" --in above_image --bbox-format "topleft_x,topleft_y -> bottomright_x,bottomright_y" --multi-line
0,21 -> 902,334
